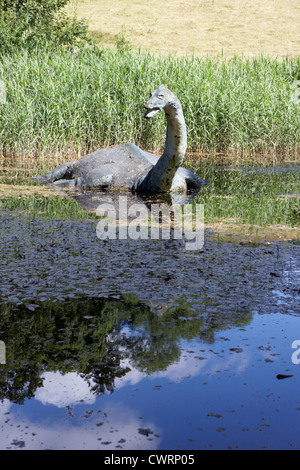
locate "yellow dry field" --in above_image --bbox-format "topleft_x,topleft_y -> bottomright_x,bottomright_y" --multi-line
67,0 -> 300,57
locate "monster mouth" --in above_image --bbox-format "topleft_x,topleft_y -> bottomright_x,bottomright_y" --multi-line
144,107 -> 160,119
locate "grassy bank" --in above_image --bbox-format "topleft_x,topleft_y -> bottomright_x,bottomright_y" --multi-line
0,46 -> 299,166
1,164 -> 299,241
67,0 -> 300,58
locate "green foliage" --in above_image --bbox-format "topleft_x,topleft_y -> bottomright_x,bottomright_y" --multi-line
0,295 -> 236,402
0,47 -> 298,159
0,194 -> 99,219
0,0 -> 92,52
192,164 -> 300,227
1,164 -> 299,228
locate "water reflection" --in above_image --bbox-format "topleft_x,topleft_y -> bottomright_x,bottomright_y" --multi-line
68,187 -> 202,213
0,296 -> 252,404
0,306 -> 299,450
0,173 -> 299,449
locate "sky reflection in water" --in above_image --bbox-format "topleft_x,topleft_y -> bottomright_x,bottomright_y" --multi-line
0,185 -> 299,450
1,309 -> 299,450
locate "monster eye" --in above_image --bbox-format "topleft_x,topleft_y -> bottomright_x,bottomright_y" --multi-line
158,94 -> 164,100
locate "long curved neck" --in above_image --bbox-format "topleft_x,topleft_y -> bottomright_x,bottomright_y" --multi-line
138,101 -> 187,193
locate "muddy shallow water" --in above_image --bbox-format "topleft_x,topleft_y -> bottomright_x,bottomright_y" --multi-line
0,210 -> 299,449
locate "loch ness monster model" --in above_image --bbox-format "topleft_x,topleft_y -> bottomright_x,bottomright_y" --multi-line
34,85 -> 207,194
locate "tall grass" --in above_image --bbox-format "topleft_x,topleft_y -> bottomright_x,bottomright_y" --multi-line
0,45 -> 299,165
193,165 -> 300,227
1,164 -> 299,227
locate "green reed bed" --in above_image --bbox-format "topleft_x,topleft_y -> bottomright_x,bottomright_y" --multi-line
192,165 -> 300,227
1,164 -> 299,228
0,193 -> 98,220
0,46 -> 299,165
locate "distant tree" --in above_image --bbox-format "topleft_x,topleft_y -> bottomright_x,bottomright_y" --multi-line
0,0 -> 92,52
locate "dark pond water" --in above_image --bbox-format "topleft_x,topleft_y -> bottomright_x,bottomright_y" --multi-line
0,210 -> 299,450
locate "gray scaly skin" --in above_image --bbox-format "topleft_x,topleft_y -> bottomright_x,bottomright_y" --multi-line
33,85 -> 207,194
138,85 -> 187,192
